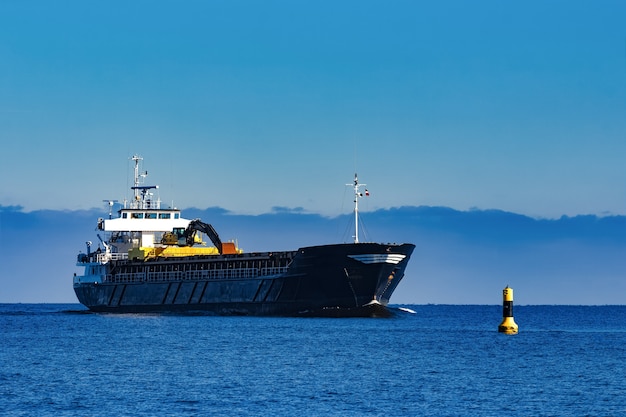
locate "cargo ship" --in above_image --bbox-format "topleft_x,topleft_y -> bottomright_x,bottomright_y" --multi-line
73,156 -> 415,316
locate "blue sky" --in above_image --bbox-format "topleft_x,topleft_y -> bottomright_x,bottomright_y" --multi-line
1,1 -> 625,218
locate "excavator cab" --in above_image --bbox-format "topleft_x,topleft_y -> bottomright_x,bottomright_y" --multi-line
161,227 -> 187,246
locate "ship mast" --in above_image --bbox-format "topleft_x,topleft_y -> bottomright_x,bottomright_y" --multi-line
347,173 -> 368,243
131,155 -> 143,208
128,155 -> 160,210
132,155 -> 140,196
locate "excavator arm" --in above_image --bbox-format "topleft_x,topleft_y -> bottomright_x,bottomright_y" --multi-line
184,219 -> 223,252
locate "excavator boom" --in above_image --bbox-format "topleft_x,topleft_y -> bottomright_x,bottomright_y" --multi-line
185,219 -> 223,252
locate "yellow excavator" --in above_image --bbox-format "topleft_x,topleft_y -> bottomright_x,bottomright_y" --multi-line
161,219 -> 238,255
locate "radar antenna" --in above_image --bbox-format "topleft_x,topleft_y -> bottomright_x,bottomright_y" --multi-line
102,200 -> 118,219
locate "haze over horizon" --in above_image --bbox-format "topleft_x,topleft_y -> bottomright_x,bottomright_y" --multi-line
1,203 -> 625,305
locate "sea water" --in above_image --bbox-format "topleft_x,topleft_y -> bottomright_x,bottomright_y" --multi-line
1,304 -> 626,416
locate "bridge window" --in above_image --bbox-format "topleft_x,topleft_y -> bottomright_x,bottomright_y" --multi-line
145,213 -> 157,219
131,213 -> 144,219
159,213 -> 171,219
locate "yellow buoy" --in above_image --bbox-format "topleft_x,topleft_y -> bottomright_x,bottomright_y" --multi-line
498,286 -> 518,334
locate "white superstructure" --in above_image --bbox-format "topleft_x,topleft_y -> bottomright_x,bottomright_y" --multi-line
79,156 -> 194,266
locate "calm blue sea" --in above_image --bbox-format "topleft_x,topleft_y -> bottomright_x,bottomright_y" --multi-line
1,304 -> 626,416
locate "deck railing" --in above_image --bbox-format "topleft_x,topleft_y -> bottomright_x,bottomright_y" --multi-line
78,252 -> 129,264
105,266 -> 289,284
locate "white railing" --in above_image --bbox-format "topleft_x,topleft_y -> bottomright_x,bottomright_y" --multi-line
78,252 -> 129,264
261,267 -> 288,276
101,252 -> 128,262
105,266 -> 290,284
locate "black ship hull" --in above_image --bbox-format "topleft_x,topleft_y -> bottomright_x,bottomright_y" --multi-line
74,243 -> 415,317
